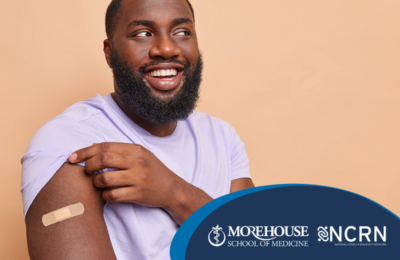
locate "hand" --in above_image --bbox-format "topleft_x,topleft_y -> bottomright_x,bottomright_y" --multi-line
68,142 -> 184,209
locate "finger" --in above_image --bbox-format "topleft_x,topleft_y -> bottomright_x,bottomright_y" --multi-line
102,187 -> 142,203
68,142 -> 132,163
85,152 -> 129,174
93,170 -> 134,188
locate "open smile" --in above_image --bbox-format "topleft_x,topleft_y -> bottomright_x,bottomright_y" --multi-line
144,63 -> 185,91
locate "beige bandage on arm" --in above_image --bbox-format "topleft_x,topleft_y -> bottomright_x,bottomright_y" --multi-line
42,203 -> 85,227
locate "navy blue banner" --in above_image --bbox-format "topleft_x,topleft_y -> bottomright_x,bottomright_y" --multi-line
171,184 -> 400,260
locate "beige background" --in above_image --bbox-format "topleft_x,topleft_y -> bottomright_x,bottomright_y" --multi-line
1,0 -> 400,258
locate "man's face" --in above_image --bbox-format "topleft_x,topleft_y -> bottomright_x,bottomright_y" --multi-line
106,0 -> 202,125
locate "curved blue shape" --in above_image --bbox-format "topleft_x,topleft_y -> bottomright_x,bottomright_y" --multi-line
170,184 -> 400,260
170,184 -> 290,259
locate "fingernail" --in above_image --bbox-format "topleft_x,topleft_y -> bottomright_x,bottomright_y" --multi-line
69,153 -> 77,162
92,142 -> 99,146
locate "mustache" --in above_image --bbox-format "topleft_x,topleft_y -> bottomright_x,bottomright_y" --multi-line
139,59 -> 190,74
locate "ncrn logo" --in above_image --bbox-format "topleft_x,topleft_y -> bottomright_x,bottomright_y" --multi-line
317,226 -> 386,242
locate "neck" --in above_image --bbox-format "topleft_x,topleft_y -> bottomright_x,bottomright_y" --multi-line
111,92 -> 177,137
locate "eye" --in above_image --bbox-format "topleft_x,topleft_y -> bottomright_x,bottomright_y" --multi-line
175,31 -> 190,36
134,31 -> 152,37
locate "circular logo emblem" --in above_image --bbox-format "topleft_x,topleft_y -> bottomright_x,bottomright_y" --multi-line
208,225 -> 226,247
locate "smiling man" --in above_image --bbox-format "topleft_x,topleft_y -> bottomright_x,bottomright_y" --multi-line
21,0 -> 253,259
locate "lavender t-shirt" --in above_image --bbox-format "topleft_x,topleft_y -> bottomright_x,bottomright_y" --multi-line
21,93 -> 251,259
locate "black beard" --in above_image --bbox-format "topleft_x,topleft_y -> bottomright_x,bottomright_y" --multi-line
110,49 -> 203,126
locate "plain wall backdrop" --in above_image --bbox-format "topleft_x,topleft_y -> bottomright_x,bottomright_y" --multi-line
1,0 -> 400,258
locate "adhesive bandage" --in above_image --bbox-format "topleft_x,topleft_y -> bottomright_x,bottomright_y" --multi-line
42,203 -> 85,227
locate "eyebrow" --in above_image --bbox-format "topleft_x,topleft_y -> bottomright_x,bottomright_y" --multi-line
171,17 -> 193,26
127,20 -> 155,28
127,17 -> 193,29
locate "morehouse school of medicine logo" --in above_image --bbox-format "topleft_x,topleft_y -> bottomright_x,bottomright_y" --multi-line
208,225 -> 226,247
208,225 -> 309,248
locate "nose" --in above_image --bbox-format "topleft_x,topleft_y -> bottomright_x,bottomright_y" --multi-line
149,34 -> 181,60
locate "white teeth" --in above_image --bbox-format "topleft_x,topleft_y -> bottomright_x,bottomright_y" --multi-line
148,69 -> 178,77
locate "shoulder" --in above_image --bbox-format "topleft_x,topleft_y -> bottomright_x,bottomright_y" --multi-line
185,111 -> 243,151
187,111 -> 235,133
21,95 -> 109,216
26,95 -> 108,153
58,94 -> 108,122
187,111 -> 251,179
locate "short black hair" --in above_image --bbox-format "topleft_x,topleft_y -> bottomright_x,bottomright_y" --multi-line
106,0 -> 195,40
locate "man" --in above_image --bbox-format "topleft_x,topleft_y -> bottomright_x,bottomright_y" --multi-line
21,0 -> 254,259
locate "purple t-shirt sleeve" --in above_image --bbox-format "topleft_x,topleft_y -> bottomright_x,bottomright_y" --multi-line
229,125 -> 251,181
21,117 -> 105,217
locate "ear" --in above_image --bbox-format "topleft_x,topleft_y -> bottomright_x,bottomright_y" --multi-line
103,39 -> 112,68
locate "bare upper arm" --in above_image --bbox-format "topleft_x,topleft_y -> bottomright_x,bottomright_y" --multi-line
25,163 -> 117,260
230,178 -> 255,193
